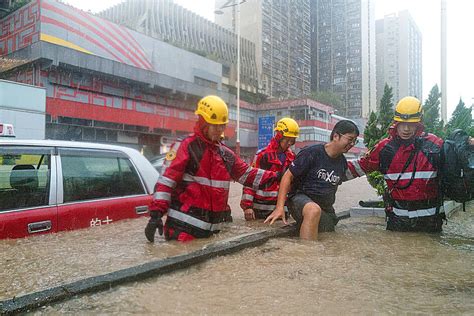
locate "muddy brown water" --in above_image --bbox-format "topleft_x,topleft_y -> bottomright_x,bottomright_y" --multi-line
1,180 -> 473,314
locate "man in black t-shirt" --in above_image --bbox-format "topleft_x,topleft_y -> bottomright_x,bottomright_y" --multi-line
265,120 -> 360,240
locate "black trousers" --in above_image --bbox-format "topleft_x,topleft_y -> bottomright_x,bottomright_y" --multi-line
386,212 -> 444,233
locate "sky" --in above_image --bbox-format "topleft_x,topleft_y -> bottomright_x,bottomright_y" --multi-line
62,0 -> 473,118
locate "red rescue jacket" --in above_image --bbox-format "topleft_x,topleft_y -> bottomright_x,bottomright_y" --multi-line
150,122 -> 278,239
240,133 -> 295,216
347,123 -> 444,218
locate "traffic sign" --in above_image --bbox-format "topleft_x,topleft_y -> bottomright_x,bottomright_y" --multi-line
258,116 -> 275,150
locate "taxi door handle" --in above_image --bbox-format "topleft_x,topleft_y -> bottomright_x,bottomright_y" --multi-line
28,220 -> 52,234
135,206 -> 149,215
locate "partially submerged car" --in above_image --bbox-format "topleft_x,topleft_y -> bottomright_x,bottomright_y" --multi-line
0,139 -> 159,239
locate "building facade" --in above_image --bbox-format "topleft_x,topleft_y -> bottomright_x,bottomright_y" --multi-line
376,11 -> 422,105
1,0 -> 366,161
256,98 -> 366,157
99,0 -> 258,94
310,0 -> 376,118
216,0 -> 311,99
0,0 -> 240,157
0,80 -> 46,139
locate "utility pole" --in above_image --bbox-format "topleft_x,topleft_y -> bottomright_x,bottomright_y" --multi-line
441,0 -> 447,122
215,1 -> 246,157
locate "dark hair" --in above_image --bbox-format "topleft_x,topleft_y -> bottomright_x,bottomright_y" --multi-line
330,120 -> 360,140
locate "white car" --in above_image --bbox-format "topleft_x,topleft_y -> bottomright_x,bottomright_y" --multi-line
0,139 -> 159,239
149,153 -> 166,175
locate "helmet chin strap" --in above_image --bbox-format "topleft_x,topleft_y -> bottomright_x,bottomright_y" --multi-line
196,116 -> 220,143
276,132 -> 288,152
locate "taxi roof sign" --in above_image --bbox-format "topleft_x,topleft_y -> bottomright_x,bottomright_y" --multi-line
0,123 -> 15,137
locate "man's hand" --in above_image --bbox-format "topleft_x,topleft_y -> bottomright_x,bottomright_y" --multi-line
264,205 -> 287,225
145,211 -> 164,242
244,208 -> 256,221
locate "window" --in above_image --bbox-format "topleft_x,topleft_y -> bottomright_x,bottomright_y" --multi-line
194,76 -> 218,89
61,149 -> 145,203
0,147 -> 51,211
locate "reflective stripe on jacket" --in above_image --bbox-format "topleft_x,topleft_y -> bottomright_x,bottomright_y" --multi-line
150,124 -> 278,236
240,134 -> 295,213
346,124 -> 444,219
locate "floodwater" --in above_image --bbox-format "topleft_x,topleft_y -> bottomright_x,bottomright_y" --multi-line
0,204 -> 471,314
0,177 -> 375,299
0,216 -> 255,300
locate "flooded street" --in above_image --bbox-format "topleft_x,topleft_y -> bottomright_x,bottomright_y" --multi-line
1,0 -> 473,314
1,179 -> 472,314
39,208 -> 474,315
0,216 -> 258,300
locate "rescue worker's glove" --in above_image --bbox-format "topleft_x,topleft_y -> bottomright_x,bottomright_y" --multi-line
145,211 -> 163,242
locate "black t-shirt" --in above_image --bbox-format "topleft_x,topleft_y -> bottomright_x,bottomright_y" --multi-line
289,144 -> 348,207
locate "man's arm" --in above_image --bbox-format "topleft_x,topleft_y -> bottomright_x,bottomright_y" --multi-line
240,152 -> 267,216
346,139 -> 388,180
264,169 -> 294,225
230,151 -> 279,190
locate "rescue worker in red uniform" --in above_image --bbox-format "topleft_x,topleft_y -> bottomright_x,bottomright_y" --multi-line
346,96 -> 445,232
145,95 -> 280,242
240,118 -> 299,220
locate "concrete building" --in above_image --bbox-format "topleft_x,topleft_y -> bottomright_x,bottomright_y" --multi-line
0,0 -> 237,156
98,0 -> 258,94
256,98 -> 366,158
0,80 -> 46,139
310,0 -> 376,119
376,11 -> 422,105
215,0 -> 311,99
0,0 -> 366,161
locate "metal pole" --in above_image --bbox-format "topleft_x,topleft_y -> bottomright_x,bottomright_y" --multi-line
235,1 -> 241,156
441,0 -> 447,122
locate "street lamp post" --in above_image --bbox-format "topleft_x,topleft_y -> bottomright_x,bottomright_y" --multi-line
215,1 -> 245,157
235,3 -> 241,156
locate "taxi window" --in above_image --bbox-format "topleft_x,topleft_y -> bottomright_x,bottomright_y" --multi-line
0,148 -> 51,212
61,151 -> 145,203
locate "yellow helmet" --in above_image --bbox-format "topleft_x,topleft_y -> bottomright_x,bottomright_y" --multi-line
394,96 -> 422,123
195,95 -> 229,124
274,117 -> 299,138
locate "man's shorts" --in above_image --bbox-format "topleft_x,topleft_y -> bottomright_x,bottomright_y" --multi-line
287,193 -> 338,233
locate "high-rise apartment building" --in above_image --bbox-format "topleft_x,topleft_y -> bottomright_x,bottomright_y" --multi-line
376,11 -> 422,105
310,0 -> 376,118
215,0 -> 311,99
99,0 -> 258,93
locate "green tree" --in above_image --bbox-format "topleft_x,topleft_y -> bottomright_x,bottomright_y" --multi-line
309,90 -> 344,113
363,111 -> 383,149
378,84 -> 394,134
362,83 -> 396,197
422,85 -> 444,137
445,98 -> 473,136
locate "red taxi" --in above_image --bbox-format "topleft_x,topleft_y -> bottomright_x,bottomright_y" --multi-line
0,140 -> 159,239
